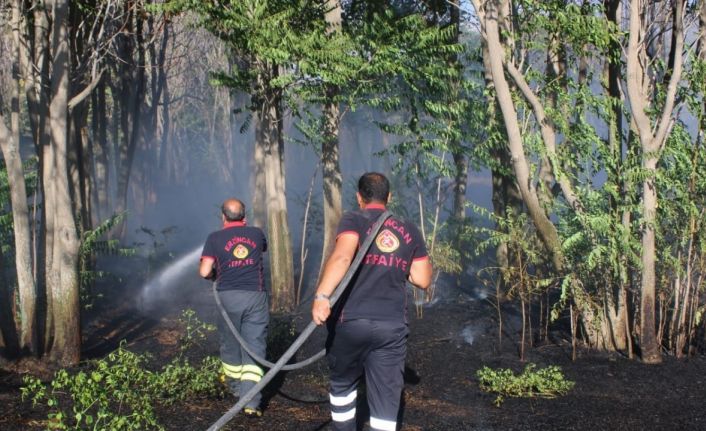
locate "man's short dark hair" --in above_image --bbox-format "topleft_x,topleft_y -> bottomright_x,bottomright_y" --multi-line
222,199 -> 246,221
358,172 -> 390,204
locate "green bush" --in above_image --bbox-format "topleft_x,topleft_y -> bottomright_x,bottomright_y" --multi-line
476,363 -> 575,407
151,356 -> 223,405
22,346 -> 162,430
21,311 -> 224,430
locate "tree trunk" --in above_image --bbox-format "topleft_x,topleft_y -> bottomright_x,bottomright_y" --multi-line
2,1 -> 37,355
70,102 -> 92,234
115,1 -> 145,238
603,0 -> 629,352
449,0 -> 468,224
47,0 -> 81,367
92,77 -> 109,222
639,157 -> 660,363
320,98 -> 343,271
252,118 -> 267,228
319,0 -> 344,274
474,0 -> 564,271
258,84 -> 294,311
0,242 -> 19,356
626,0 -> 684,364
478,1 -> 523,297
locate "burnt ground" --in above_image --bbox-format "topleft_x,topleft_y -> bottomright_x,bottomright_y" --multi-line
2,264 -> 706,431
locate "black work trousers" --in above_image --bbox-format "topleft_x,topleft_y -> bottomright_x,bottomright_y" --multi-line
326,319 -> 408,431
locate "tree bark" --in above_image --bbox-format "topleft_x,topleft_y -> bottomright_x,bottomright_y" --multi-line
1,1 -> 38,355
258,76 -> 294,311
115,1 -> 145,238
92,77 -> 109,222
47,0 -> 81,367
320,98 -> 343,271
449,0 -> 468,224
0,243 -> 19,356
319,0 -> 344,274
473,0 -> 564,271
252,119 -> 267,228
603,0 -> 629,352
626,0 -> 684,364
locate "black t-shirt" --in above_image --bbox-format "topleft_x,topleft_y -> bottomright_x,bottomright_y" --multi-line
201,222 -> 267,292
332,206 -> 428,324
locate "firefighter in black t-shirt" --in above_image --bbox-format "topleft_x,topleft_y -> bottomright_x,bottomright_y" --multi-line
199,198 -> 268,418
312,173 -> 433,431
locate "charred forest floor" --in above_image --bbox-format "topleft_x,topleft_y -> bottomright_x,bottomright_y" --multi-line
2,269 -> 706,431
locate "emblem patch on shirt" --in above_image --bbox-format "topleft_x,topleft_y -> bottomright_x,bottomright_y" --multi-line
376,229 -> 400,253
233,244 -> 250,259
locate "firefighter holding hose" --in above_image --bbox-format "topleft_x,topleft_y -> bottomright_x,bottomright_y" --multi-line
312,172 -> 433,431
199,198 -> 268,418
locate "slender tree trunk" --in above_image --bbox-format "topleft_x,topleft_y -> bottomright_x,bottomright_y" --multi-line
626,0 -> 684,364
252,119 -> 266,228
639,156 -> 660,363
19,5 -> 53,356
316,1 -> 345,275
451,150 -> 468,220
0,242 -> 19,355
320,96 -> 343,271
448,0 -> 468,224
70,102 -> 92,234
474,0 -> 564,271
115,1 -> 145,237
603,0 -> 629,352
92,77 -> 109,222
1,1 -> 38,355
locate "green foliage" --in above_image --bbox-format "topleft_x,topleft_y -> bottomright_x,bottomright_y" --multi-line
21,311 -> 223,430
177,309 -> 216,354
150,356 -> 223,406
79,212 -> 135,309
428,238 -> 462,276
473,205 -> 556,300
476,363 -> 575,407
22,346 -> 162,430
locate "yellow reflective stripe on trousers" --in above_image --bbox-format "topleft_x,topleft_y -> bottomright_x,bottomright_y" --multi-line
240,364 -> 264,382
222,362 -> 243,379
241,364 -> 263,376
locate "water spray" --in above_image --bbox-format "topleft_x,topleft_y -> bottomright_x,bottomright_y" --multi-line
206,211 -> 391,431
139,245 -> 202,310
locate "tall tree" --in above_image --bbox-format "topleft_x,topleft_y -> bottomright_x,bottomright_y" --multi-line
174,0 -> 325,310
45,0 -> 81,366
625,0 -> 685,364
319,0 -> 344,275
0,0 -> 37,354
471,0 -> 565,271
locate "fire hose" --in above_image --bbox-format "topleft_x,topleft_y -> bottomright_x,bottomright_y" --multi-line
207,211 -> 392,431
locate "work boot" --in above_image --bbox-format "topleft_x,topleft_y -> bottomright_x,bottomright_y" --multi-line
243,407 -> 262,418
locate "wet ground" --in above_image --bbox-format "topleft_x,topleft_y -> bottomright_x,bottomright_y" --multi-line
3,264 -> 706,430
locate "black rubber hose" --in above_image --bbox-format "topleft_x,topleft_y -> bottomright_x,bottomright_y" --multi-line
206,211 -> 391,431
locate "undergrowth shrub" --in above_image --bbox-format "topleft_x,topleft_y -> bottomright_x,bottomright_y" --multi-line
21,310 -> 224,430
476,363 -> 575,407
